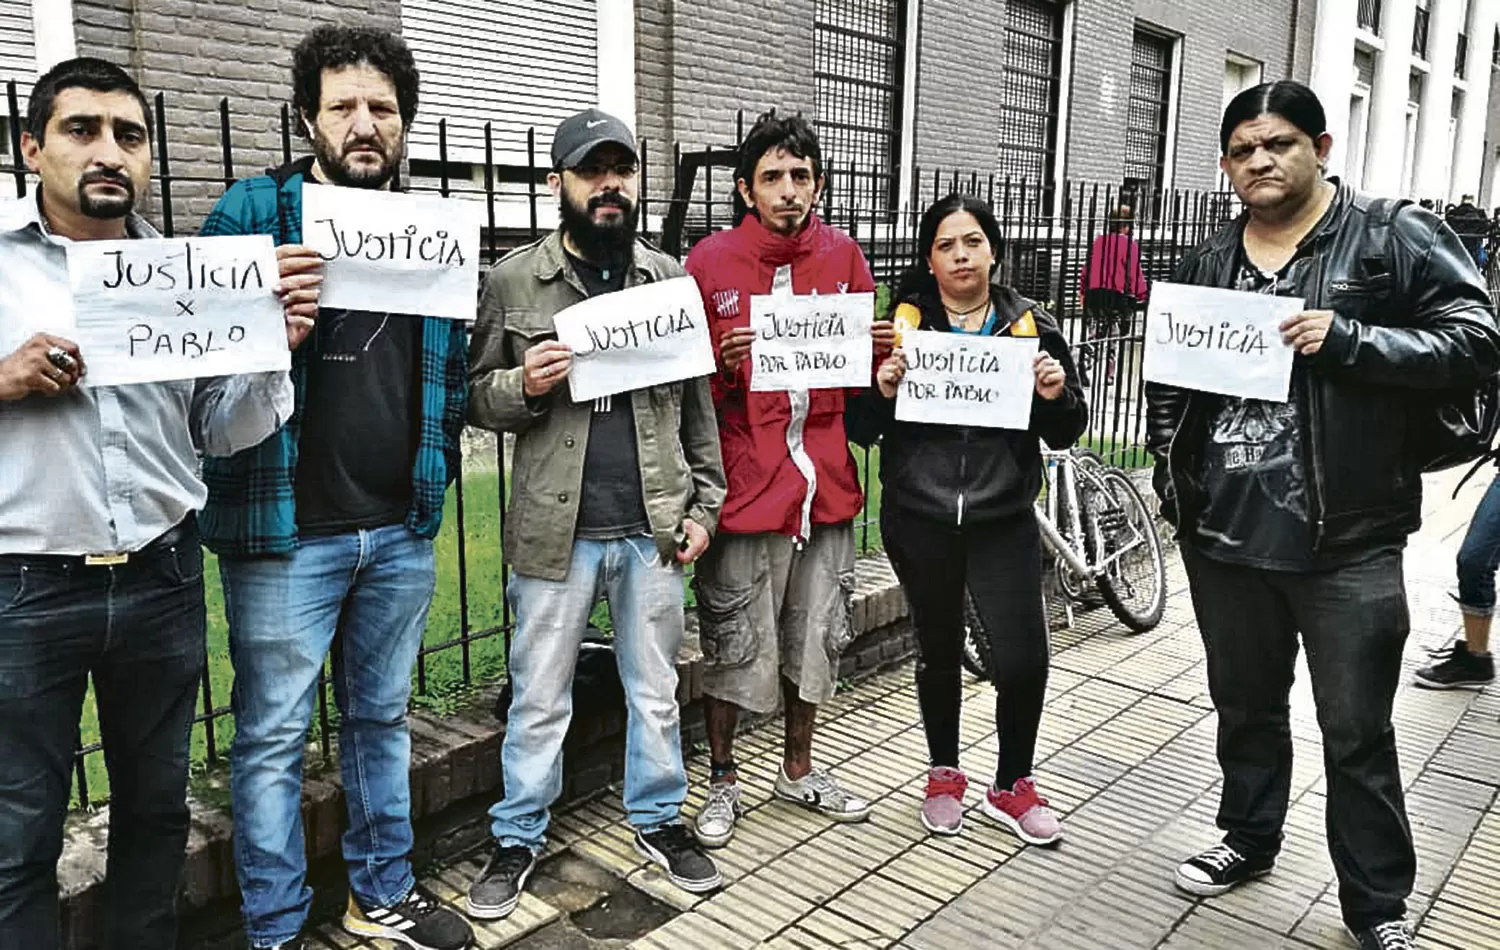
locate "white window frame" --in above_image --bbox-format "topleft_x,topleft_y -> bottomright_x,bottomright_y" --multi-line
897,0 -> 921,209
1051,0 -> 1076,201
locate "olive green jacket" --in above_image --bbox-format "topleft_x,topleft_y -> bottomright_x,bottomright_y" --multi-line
467,230 -> 726,581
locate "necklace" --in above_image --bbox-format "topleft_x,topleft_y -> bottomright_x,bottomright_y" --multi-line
945,295 -> 991,328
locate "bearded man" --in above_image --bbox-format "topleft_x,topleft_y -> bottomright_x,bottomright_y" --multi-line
464,108 -> 727,918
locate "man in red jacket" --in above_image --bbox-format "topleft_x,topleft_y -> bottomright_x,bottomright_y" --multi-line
684,111 -> 893,848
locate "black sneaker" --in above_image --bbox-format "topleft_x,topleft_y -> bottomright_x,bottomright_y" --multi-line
1173,842 -> 1275,896
1348,918 -> 1417,949
263,940 -> 304,950
634,824 -> 724,893
1414,639 -> 1494,689
464,843 -> 537,920
342,884 -> 472,950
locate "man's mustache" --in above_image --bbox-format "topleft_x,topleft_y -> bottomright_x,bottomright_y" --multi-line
80,169 -> 132,189
589,193 -> 632,213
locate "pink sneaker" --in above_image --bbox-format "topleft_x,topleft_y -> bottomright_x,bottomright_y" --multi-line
982,776 -> 1062,845
920,767 -> 968,835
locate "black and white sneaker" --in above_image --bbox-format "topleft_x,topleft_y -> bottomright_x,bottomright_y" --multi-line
342,884 -> 472,950
465,843 -> 537,920
263,939 -> 304,950
1348,918 -> 1417,949
1173,843 -> 1275,897
1413,639 -> 1494,689
634,824 -> 724,893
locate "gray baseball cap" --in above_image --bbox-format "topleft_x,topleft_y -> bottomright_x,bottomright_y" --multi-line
551,108 -> 638,170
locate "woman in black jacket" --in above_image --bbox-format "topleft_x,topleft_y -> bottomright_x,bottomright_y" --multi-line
850,194 -> 1086,843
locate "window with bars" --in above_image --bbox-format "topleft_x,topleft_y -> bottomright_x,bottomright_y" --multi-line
997,0 -> 1065,189
1354,47 -> 1377,86
1357,0 -> 1382,33
1412,6 -> 1430,59
813,0 -> 906,211
1124,28 -> 1174,209
1457,32 -> 1468,78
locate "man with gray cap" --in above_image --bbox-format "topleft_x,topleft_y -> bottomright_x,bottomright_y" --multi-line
465,108 -> 727,917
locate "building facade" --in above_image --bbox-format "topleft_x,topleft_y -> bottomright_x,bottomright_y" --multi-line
0,0 -> 1492,223
1307,0 -> 1499,205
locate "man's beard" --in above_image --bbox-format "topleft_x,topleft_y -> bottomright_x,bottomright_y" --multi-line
311,125 -> 400,189
77,169 -> 135,219
559,190 -> 638,267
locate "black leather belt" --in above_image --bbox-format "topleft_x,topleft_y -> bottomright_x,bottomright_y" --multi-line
0,518 -> 195,568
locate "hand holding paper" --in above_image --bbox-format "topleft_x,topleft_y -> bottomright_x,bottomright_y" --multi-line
273,243 -> 323,349
894,331 -> 1036,429
552,276 -> 716,402
1033,352 -> 1067,400
1280,309 -> 1335,356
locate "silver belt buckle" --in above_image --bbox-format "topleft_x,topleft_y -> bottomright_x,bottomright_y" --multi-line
83,552 -> 129,566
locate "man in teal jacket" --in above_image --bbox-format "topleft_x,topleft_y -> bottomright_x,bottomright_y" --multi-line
197,25 -> 469,950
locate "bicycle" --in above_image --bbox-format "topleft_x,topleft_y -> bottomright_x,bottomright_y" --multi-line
962,446 -> 1167,679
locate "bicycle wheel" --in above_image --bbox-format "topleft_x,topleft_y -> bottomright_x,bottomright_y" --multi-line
1077,467 -> 1166,632
961,587 -> 992,681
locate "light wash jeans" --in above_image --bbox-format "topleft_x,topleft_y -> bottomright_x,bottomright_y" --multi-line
489,534 -> 687,850
221,525 -> 435,948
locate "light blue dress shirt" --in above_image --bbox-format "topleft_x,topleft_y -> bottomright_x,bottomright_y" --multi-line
0,194 -> 293,555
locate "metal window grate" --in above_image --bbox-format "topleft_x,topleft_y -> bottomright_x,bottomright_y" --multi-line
997,0 -> 1064,188
1457,32 -> 1468,78
1357,0 -> 1382,33
814,0 -> 905,211
1124,29 -> 1173,209
1410,69 -> 1424,105
1413,7 -> 1430,58
1354,47 -> 1377,86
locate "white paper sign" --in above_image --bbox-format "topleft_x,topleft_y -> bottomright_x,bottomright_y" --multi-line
301,183 -> 482,321
748,292 -> 875,391
895,331 -> 1038,429
1143,282 -> 1303,403
554,276 -> 716,402
68,235 -> 289,387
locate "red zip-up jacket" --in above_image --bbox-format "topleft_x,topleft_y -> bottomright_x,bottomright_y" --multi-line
685,213 -> 877,539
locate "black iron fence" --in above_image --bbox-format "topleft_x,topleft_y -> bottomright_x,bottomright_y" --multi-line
11,87 -> 1238,807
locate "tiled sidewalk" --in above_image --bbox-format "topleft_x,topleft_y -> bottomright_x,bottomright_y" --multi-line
311,470 -> 1500,949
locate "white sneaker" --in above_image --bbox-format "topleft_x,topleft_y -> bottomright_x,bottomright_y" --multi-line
694,780 -> 743,848
773,766 -> 872,821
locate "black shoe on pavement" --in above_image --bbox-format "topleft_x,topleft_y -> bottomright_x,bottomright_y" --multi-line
634,824 -> 724,893
1173,842 -> 1275,897
343,884 -> 472,950
264,939 -> 304,950
1348,918 -> 1417,949
1413,639 -> 1494,689
465,843 -> 537,920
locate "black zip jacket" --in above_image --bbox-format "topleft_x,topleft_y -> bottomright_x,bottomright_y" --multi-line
847,283 -> 1087,525
1146,180 -> 1500,550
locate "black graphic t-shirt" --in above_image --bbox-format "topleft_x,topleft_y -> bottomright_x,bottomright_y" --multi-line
566,251 -> 650,540
295,308 -> 419,536
1193,251 -> 1320,570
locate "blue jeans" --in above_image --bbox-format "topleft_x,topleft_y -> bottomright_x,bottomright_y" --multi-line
222,525 -> 435,948
1457,475 -> 1500,616
0,522 -> 205,950
490,535 -> 687,850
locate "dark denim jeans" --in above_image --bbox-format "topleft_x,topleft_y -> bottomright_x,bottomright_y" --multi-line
0,524 -> 206,950
1180,543 -> 1415,931
1457,475 -> 1500,616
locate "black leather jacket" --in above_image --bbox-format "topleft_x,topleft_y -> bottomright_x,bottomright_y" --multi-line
1146,181 -> 1500,551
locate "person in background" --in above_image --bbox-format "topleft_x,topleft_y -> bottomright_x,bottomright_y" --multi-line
1077,204 -> 1148,385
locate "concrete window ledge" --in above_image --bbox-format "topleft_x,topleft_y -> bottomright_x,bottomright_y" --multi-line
53,551 -> 915,950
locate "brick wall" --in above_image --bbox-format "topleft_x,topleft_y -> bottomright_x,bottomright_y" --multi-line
1070,0 -> 1296,191
71,0 -> 400,231
909,0 -> 1005,176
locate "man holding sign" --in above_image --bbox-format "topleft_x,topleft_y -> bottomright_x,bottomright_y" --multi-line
466,108 -> 726,916
1146,81 -> 1500,950
0,59 -> 300,950
683,110 -> 893,849
196,27 -> 471,950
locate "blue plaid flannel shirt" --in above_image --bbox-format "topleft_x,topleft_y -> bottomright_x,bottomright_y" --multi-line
197,158 -> 468,555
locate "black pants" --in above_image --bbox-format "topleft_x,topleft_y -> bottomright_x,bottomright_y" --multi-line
1180,542 -> 1414,930
0,523 -> 207,950
882,505 -> 1049,788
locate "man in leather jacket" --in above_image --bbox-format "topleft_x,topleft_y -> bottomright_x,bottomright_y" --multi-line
1146,81 -> 1500,950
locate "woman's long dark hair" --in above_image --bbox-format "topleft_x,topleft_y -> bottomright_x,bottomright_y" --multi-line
894,194 -> 1005,304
